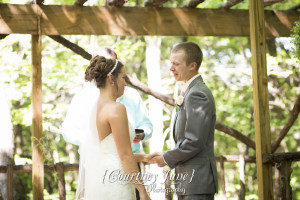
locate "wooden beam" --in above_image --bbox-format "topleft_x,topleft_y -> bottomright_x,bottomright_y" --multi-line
288,4 -> 300,11
249,0 -> 273,199
266,37 -> 277,57
0,4 -> 299,37
183,0 -> 205,8
74,0 -> 88,6
276,161 -> 292,199
0,163 -> 79,173
30,0 -> 44,4
263,152 -> 300,163
163,166 -> 172,200
47,0 -> 93,56
7,164 -> 13,200
56,163 -> 66,200
0,34 -> 8,40
144,0 -> 170,7
215,123 -> 256,150
264,0 -> 282,7
105,0 -> 127,6
215,155 -> 256,163
219,157 -> 227,199
219,0 -> 243,9
239,155 -> 245,200
48,35 -> 92,60
32,33 -> 44,200
0,153 -> 299,174
271,95 -> 300,153
125,75 -> 175,106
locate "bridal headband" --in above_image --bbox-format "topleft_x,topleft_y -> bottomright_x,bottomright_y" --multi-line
107,59 -> 118,76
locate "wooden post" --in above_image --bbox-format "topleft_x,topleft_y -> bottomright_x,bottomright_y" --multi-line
219,156 -> 227,199
248,0 -> 273,199
163,166 -> 172,200
6,164 -> 13,200
275,166 -> 281,200
276,161 -> 292,200
239,155 -> 245,200
56,163 -> 66,200
32,9 -> 44,198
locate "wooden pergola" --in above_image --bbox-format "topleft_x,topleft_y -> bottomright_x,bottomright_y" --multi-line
1,0 -> 300,199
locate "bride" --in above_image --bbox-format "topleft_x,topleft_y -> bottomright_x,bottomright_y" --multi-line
75,55 -> 150,200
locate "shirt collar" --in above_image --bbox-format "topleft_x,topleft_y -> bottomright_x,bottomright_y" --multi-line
181,74 -> 201,94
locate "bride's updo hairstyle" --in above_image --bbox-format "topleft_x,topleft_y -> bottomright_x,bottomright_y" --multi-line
85,55 -> 124,88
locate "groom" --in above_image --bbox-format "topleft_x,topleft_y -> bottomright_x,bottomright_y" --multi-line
149,42 -> 218,199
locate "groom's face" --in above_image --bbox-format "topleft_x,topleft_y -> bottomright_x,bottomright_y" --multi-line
169,50 -> 190,82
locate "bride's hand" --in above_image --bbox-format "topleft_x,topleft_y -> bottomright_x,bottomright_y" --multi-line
139,190 -> 151,200
144,152 -> 160,163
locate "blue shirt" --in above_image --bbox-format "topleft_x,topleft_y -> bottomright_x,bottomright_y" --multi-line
118,87 -> 153,153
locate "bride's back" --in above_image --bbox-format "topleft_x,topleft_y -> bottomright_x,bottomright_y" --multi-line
96,99 -> 119,142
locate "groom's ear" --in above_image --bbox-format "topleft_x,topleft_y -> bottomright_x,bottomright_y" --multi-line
189,62 -> 197,72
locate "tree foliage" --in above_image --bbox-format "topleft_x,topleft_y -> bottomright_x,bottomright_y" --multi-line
291,20 -> 300,62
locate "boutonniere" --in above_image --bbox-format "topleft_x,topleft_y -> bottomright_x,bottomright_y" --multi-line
175,95 -> 184,107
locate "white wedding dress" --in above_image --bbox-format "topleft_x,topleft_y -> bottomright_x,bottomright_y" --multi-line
75,95 -> 136,199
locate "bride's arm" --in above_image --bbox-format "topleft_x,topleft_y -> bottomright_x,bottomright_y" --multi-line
108,103 -> 150,200
134,153 -> 147,163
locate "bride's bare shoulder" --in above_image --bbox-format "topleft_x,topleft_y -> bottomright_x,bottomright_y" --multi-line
106,102 -> 127,118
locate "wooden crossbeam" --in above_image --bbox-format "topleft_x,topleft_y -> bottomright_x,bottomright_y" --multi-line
215,123 -> 256,150
264,0 -> 282,7
219,0 -> 243,9
48,35 -> 92,60
0,34 -> 8,40
287,4 -> 300,11
125,75 -> 175,105
263,152 -> 300,163
0,163 -> 79,173
74,0 -> 87,6
30,0 -> 44,4
144,0 -> 170,7
106,0 -> 127,6
0,4 -> 299,37
271,95 -> 300,153
183,0 -> 205,8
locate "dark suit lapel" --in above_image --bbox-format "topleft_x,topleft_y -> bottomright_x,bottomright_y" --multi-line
173,110 -> 179,143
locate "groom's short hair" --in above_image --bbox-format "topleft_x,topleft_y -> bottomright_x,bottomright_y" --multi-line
92,46 -> 117,60
172,42 -> 203,70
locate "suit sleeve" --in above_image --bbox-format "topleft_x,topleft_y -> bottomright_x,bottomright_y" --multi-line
163,90 -> 213,169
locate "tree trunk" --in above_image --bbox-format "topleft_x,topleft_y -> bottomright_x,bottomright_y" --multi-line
0,83 -> 18,200
145,36 -> 165,199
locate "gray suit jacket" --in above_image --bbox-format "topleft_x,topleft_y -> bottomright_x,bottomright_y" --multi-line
164,76 -> 218,195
